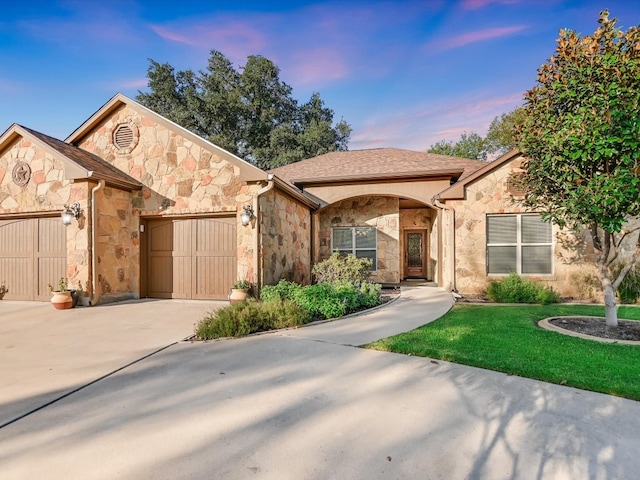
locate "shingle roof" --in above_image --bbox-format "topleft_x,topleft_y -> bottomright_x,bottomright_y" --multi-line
20,126 -> 142,190
269,148 -> 485,186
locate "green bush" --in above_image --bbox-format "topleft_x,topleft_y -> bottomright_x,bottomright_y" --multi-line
292,282 -> 349,319
195,299 -> 311,339
312,253 -> 373,284
260,279 -> 301,302
486,273 -> 560,305
359,281 -> 382,308
612,263 -> 640,304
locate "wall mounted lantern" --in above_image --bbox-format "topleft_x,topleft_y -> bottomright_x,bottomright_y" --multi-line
241,205 -> 254,227
61,202 -> 81,226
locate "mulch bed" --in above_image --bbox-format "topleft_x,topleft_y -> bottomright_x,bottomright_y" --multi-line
549,316 -> 640,342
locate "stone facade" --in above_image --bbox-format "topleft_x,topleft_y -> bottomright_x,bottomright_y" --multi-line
259,189 -> 312,285
75,103 -> 265,300
0,136 -> 92,297
317,196 -> 400,283
444,155 -> 594,298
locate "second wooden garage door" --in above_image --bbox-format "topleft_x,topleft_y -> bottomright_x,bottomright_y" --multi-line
147,217 -> 236,300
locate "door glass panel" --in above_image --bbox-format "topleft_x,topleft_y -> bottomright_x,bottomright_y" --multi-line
407,233 -> 423,268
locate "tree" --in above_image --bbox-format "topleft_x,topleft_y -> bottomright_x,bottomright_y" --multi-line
485,107 -> 525,157
427,131 -> 486,160
516,10 -> 640,327
137,50 -> 351,169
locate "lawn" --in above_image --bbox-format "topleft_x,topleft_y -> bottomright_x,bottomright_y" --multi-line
366,303 -> 640,401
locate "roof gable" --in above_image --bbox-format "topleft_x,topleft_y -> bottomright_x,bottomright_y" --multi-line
65,93 -> 268,183
436,148 -> 522,200
0,124 -> 142,190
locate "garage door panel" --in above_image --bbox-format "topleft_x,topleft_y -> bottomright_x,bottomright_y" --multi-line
0,218 -> 65,301
194,256 -> 235,300
0,258 -> 32,299
37,256 -> 66,300
147,217 -> 236,300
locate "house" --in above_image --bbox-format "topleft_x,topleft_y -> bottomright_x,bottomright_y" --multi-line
0,93 -> 594,304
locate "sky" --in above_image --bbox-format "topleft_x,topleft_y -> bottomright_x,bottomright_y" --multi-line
1,0 -> 638,152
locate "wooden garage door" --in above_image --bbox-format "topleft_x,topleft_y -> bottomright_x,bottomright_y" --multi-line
0,218 -> 66,301
147,217 -> 236,300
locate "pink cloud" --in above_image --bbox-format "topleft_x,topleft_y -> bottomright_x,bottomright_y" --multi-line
425,25 -> 527,53
285,48 -> 349,86
350,92 -> 524,151
149,20 -> 267,63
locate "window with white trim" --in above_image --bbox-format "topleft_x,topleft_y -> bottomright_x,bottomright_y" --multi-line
332,226 -> 377,270
486,214 -> 552,275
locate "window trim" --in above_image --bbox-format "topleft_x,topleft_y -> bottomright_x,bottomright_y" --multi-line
332,226 -> 377,271
486,213 -> 553,276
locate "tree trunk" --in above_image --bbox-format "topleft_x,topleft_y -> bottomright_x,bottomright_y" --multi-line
601,273 -> 619,328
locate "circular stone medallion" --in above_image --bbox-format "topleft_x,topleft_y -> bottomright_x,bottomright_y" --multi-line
12,161 -> 31,186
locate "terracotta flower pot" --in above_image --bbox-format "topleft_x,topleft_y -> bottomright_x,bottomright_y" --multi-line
229,288 -> 249,304
51,291 -> 73,310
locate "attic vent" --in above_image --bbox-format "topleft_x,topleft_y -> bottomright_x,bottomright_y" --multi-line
113,124 -> 134,149
506,172 -> 526,197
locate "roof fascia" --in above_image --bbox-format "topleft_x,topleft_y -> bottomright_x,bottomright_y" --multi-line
271,174 -> 319,209
437,149 -> 522,201
291,168 -> 466,187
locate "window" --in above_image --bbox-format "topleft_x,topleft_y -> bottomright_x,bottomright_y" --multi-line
486,214 -> 552,275
332,227 -> 377,270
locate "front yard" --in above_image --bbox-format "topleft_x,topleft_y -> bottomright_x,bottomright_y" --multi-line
366,303 -> 640,401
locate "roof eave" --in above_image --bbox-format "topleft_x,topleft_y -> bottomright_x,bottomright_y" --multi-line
437,148 -> 522,200
291,168 -> 467,187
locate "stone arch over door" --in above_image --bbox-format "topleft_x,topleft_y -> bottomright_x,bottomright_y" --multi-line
314,195 -> 437,284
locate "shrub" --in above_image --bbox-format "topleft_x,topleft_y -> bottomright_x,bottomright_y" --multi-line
612,263 -> 640,304
260,279 -> 301,303
312,253 -> 373,284
486,273 -> 560,305
195,299 -> 311,339
359,281 -> 382,308
293,282 -> 349,319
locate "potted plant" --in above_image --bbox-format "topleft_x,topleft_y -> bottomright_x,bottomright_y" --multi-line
0,281 -> 7,300
49,277 -> 73,310
229,279 -> 251,304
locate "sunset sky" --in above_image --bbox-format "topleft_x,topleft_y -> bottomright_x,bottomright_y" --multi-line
1,0 -> 638,152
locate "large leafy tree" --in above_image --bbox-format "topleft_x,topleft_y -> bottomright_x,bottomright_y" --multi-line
485,107 -> 525,156
427,131 -> 486,160
137,50 -> 351,169
516,10 -> 640,327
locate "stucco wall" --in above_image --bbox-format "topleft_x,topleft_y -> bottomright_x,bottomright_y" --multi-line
445,156 -> 595,298
259,188 -> 312,285
0,136 -> 92,297
317,196 -> 400,283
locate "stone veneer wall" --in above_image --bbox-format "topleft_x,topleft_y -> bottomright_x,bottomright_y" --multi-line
94,185 -> 140,302
317,196 -> 400,283
75,104 -> 262,291
259,189 -> 311,285
0,136 -> 92,296
445,156 -> 593,298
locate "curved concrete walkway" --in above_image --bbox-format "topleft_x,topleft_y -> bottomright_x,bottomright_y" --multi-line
1,287 -> 640,479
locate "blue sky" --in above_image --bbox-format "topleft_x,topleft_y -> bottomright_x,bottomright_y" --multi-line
1,0 -> 638,152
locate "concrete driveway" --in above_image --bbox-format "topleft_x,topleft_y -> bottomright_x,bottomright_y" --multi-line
2,288 -> 640,479
0,298 -> 224,427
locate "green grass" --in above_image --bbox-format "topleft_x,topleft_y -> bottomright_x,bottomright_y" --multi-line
366,304 -> 640,401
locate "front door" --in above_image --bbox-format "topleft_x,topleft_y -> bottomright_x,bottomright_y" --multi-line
404,229 -> 427,279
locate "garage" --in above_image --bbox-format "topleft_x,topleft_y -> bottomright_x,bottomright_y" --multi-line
146,217 -> 237,300
0,217 -> 67,301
